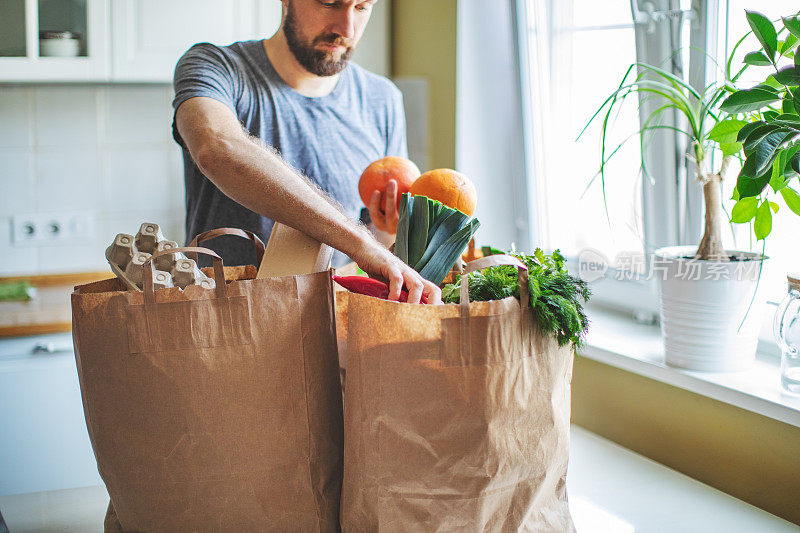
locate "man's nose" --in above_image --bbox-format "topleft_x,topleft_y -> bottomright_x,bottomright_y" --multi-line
330,8 -> 356,40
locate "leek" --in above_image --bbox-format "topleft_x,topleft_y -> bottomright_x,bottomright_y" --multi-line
393,193 -> 480,286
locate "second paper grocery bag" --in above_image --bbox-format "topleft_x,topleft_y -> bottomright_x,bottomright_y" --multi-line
341,256 -> 575,532
72,229 -> 343,532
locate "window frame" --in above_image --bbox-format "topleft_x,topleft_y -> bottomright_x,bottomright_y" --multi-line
514,0 -> 784,354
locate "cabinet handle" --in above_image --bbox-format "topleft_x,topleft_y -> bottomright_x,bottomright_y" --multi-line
31,342 -> 72,354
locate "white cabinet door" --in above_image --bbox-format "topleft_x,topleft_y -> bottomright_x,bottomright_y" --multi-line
111,0 -> 259,82
0,333 -> 102,496
0,0 -> 110,82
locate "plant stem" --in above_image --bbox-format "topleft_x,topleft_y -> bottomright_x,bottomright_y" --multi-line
694,155 -> 735,262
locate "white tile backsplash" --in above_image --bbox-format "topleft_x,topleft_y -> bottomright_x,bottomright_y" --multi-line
0,219 -> 37,275
33,87 -> 100,147
103,147 -> 175,213
0,88 -> 32,148
0,151 -> 33,214
35,149 -> 103,211
0,84 -> 184,275
102,87 -> 173,145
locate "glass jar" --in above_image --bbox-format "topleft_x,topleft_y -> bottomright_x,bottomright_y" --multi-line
774,275 -> 800,395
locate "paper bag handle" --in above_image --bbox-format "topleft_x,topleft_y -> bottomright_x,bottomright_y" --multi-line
187,228 -> 265,266
142,246 -> 226,304
460,255 -> 531,317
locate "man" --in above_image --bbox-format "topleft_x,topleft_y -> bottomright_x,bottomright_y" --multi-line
172,0 -> 439,304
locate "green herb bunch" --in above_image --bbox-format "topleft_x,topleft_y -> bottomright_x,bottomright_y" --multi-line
442,249 -> 591,348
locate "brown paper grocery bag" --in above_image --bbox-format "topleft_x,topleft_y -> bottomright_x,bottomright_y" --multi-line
341,255 -> 575,532
72,229 -> 343,532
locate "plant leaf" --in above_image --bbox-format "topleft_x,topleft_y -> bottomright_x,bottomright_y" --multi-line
741,124 -> 783,154
745,130 -> 795,174
794,90 -> 800,114
415,209 -> 468,272
394,193 -> 410,263
744,51 -> 772,66
737,120 -> 765,142
721,88 -> 781,113
747,11 -> 778,62
770,152 -> 788,192
774,66 -> 800,86
407,195 -> 431,268
754,200 -> 773,240
774,113 -> 800,124
427,203 -> 457,243
707,119 -> 748,143
737,161 -> 772,197
780,187 -> 800,215
730,197 -> 758,223
788,149 -> 800,175
418,219 -> 481,285
720,142 -> 743,157
769,201 -> 780,213
784,16 -> 800,39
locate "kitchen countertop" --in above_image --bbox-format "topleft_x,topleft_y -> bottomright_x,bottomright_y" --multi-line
0,272 -> 111,337
1,426 -> 796,532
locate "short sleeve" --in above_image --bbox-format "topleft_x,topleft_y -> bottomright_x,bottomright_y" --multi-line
386,85 -> 409,158
171,43 -> 241,148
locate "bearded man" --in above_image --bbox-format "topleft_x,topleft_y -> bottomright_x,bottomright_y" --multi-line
172,0 -> 439,304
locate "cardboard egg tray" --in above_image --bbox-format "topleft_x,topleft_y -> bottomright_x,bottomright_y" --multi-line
105,222 -> 215,292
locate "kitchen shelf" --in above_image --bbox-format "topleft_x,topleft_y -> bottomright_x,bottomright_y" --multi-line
0,0 -> 109,81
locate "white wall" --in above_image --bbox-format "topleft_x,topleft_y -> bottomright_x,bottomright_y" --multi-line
456,0 -> 529,251
0,85 -> 183,275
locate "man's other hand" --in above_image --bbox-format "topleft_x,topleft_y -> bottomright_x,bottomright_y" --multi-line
368,179 -> 400,234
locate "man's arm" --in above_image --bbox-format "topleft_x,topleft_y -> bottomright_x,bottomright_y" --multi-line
175,96 -> 440,304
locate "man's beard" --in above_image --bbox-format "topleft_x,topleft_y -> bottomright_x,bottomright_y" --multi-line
283,3 -> 355,77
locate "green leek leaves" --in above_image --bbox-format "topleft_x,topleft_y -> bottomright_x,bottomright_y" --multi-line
394,193 -> 480,286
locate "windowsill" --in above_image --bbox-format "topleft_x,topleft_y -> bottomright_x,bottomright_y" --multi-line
578,305 -> 800,428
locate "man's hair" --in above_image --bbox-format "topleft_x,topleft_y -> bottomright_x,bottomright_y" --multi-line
283,1 -> 355,77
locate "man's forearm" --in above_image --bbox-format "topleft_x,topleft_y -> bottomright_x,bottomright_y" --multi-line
192,130 -> 374,258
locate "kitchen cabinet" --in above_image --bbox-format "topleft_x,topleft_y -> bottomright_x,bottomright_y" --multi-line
0,0 -> 110,82
0,0 -> 281,83
0,332 -> 102,495
0,0 -> 389,83
110,0 -> 281,82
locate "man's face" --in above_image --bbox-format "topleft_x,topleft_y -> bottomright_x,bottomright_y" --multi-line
283,0 -> 375,77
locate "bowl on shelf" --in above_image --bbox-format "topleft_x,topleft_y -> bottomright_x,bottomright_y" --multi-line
39,31 -> 81,57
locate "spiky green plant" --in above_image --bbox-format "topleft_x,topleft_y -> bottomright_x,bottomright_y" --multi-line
442,249 -> 591,348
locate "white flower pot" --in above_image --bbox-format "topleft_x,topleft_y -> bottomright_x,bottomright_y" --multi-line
654,246 -> 767,372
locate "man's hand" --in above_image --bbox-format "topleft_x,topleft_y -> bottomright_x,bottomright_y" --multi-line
351,237 -> 442,305
175,97 -> 438,303
368,179 -> 400,234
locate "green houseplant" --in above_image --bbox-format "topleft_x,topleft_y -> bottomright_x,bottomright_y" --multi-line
722,12 -> 800,237
581,10 -> 800,371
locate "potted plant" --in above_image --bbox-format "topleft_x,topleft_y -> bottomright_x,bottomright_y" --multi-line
583,11 -> 800,371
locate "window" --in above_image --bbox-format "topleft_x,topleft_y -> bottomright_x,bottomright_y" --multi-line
522,0 -> 645,263
519,0 -> 800,327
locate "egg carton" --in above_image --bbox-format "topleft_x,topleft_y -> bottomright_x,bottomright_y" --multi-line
105,222 -> 215,292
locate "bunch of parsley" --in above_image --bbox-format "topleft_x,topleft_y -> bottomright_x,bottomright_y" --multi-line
442,249 -> 591,347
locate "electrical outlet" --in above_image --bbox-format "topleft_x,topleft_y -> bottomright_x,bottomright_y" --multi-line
11,211 -> 95,247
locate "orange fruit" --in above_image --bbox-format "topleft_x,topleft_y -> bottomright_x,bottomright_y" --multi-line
409,168 -> 477,216
358,156 -> 420,212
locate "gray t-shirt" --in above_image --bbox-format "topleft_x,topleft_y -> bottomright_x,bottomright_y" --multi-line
172,40 -> 407,266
